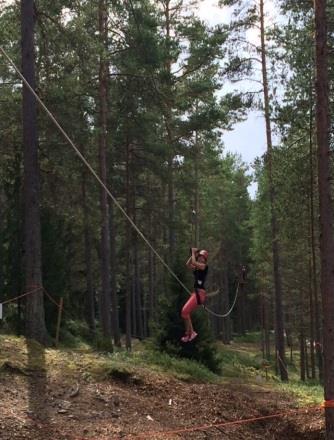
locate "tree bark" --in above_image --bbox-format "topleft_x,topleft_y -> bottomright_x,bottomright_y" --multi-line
163,0 -> 176,262
81,169 -> 95,334
98,0 -> 112,344
314,0 -> 334,435
308,247 -> 316,379
109,200 -> 121,346
259,0 -> 287,381
309,87 -> 323,381
125,140 -> 132,350
300,331 -> 306,382
21,0 -> 48,344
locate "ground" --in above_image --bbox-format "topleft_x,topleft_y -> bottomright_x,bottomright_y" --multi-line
0,336 -> 324,440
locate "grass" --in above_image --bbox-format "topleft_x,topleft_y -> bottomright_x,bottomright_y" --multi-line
0,332 -> 324,407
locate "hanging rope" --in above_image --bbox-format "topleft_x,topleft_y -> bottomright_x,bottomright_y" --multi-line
0,45 -> 191,297
203,281 -> 239,318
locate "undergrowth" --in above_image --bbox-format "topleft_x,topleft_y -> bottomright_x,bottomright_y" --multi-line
0,333 -> 323,406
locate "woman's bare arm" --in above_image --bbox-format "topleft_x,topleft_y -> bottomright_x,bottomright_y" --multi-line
190,248 -> 206,270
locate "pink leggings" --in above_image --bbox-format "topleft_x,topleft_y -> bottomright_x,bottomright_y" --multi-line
181,290 -> 206,319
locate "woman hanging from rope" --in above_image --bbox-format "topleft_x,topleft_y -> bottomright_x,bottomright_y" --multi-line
181,247 -> 209,342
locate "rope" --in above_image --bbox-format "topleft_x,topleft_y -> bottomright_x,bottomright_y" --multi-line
322,400 -> 334,408
2,286 -> 62,309
1,286 -> 43,305
203,281 -> 239,318
124,404 -> 322,439
276,350 -> 289,376
0,45 -> 191,297
43,287 -> 62,308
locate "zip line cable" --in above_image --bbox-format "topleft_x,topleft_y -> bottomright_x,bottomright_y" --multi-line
0,45 -> 191,297
0,45 -> 238,318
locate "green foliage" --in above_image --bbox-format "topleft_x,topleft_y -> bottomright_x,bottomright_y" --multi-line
234,331 -> 261,343
94,334 -> 114,353
151,256 -> 221,373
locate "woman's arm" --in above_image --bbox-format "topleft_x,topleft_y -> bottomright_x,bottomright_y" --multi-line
190,248 -> 206,270
186,256 -> 194,269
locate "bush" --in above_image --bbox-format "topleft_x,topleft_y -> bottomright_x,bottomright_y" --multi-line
151,257 -> 221,373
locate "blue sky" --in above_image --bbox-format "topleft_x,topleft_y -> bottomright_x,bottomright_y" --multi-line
197,0 -> 278,198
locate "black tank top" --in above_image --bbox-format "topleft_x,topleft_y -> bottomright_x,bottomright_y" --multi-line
194,265 -> 208,290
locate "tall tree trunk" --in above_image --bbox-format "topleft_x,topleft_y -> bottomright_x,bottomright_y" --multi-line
164,0 -> 176,261
222,265 -> 231,343
237,267 -> 246,335
109,201 -> 121,346
308,247 -> 316,379
261,292 -> 270,359
125,140 -> 132,350
259,0 -> 287,381
300,286 -> 306,381
309,86 -> 323,381
98,0 -> 112,344
314,0 -> 334,434
133,238 -> 144,339
300,331 -> 306,382
21,0 -> 48,344
148,205 -> 156,328
81,168 -> 95,334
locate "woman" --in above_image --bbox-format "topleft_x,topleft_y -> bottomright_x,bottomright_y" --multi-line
181,247 -> 209,342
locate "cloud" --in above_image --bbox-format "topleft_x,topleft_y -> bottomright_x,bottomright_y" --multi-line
197,0 -> 231,26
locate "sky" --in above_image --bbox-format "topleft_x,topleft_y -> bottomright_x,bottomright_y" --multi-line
196,0 -> 278,198
1,0 -> 277,198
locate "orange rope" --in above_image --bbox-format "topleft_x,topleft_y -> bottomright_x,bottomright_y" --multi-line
2,286 -> 43,305
322,400 -> 334,408
2,286 -> 62,310
125,405 -> 322,439
43,287 -> 61,308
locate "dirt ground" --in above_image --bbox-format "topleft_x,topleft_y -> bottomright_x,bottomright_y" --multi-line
0,337 -> 324,440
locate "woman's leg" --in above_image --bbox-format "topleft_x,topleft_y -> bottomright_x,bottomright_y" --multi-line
181,294 -> 197,340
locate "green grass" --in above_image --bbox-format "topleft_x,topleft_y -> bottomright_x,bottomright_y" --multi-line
0,333 -> 324,408
233,331 -> 262,344
276,380 -> 323,405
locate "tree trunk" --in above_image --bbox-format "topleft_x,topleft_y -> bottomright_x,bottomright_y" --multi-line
163,0 -> 176,262
309,85 -> 323,381
219,244 -> 231,344
21,0 -> 48,344
98,0 -> 112,344
81,169 -> 95,334
261,292 -> 270,359
148,207 -> 156,328
109,200 -> 121,347
237,268 -> 246,335
133,238 -> 144,339
300,285 -> 306,381
300,331 -> 306,382
308,248 -> 316,379
125,140 -> 132,350
314,0 -> 334,434
259,0 -> 287,381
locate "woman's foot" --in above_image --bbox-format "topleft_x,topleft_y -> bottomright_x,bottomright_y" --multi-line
188,331 -> 198,342
181,331 -> 198,343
